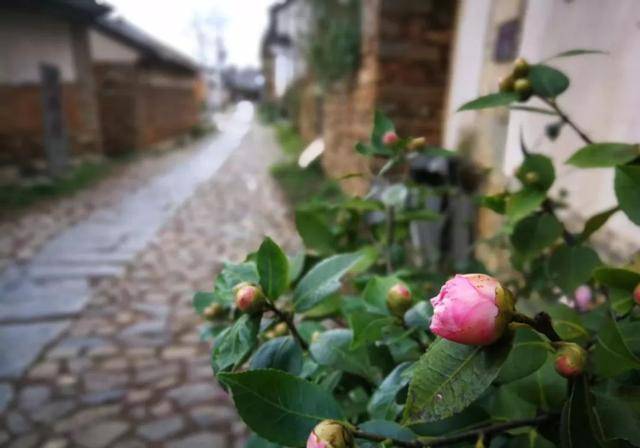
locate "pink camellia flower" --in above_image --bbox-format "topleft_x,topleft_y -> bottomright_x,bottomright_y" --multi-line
634,283 -> 640,306
233,282 -> 265,314
382,131 -> 399,146
430,274 -> 514,346
307,420 -> 353,448
573,285 -> 592,312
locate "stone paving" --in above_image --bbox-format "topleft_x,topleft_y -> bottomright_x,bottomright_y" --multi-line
0,105 -> 301,447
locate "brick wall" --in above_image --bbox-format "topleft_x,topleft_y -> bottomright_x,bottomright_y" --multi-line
319,0 -> 458,195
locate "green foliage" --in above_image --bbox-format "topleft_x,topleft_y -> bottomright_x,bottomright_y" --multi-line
196,51 -> 640,448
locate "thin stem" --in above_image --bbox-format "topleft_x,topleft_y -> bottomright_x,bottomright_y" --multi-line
513,312 -> 562,342
540,97 -> 593,145
353,414 -> 552,447
386,205 -> 396,274
265,302 -> 309,351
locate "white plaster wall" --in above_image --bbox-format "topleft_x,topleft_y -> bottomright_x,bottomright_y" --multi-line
443,0 -> 493,149
504,0 -> 640,254
0,10 -> 76,83
89,30 -> 139,64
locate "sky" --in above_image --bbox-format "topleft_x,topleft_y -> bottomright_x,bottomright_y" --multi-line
101,0 -> 280,67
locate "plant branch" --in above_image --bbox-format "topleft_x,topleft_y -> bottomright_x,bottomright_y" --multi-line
265,302 -> 309,351
540,97 -> 593,145
353,414 -> 552,447
513,312 -> 562,342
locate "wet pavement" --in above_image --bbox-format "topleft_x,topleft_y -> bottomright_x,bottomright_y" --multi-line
0,104 -> 300,447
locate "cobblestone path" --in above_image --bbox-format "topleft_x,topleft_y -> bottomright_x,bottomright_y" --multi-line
0,107 -> 300,447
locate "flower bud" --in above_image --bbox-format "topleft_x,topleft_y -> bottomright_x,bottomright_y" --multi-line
524,171 -> 539,185
307,420 -> 353,448
382,131 -> 399,146
387,283 -> 412,317
634,283 -> 640,305
514,78 -> 532,102
554,342 -> 587,378
234,283 -> 265,314
430,274 -> 515,346
513,57 -> 529,78
273,322 -> 288,336
203,303 -> 224,320
498,74 -> 515,93
407,136 -> 426,151
573,285 -> 592,312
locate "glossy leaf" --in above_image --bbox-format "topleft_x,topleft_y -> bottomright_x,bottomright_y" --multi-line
458,92 -> 519,111
295,209 -> 335,255
403,336 -> 511,423
288,252 -> 305,283
594,391 -> 640,446
592,312 -> 640,378
193,291 -> 216,314
212,314 -> 260,372
547,305 -> 590,343
497,329 -> 550,383
404,301 -> 433,331
356,420 -> 417,448
293,251 -> 363,312
213,262 -> 259,304
249,336 -> 303,375
506,189 -> 546,223
509,357 -> 566,412
511,213 -> 562,259
615,165 -> 640,225
362,275 -> 400,314
547,245 -> 601,294
309,329 -> 378,383
560,375 -> 606,448
257,238 -> 289,300
218,369 -> 343,447
579,207 -> 619,241
593,266 -> 640,292
529,64 -> 570,97
566,143 -> 639,168
348,310 -> 396,349
368,362 -> 414,420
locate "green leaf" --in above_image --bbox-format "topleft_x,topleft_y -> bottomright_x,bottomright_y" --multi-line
593,266 -> 640,292
481,385 -> 537,421
309,329 -> 378,383
293,252 -> 363,312
218,369 -> 344,447
193,291 -> 216,314
404,301 -> 433,331
249,336 -> 303,375
409,406 -> 490,437
457,92 -> 519,111
356,420 -> 417,447
506,189 -> 546,223
372,110 -> 395,144
516,154 -> 555,191
480,193 -> 507,214
566,143 -> 640,168
497,328 -> 550,383
212,314 -> 260,372
257,238 -> 289,300
422,146 -> 456,158
579,207 -> 619,241
509,357 -> 566,412
547,305 -> 590,343
403,336 -> 512,423
592,312 -> 640,378
546,48 -> 608,60
511,213 -> 562,259
368,362 -> 414,420
214,262 -> 259,304
362,275 -> 400,314
348,310 -> 396,349
288,252 -> 305,283
615,165 -> 640,225
528,64 -> 570,98
560,375 -> 606,448
547,245 -> 601,294
295,209 -> 335,255
594,391 -> 640,446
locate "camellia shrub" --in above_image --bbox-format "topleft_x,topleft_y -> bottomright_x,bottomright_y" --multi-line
194,51 -> 640,448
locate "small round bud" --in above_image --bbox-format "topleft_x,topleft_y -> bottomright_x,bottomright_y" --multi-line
382,131 -> 399,146
514,78 -> 532,102
554,342 -> 587,378
633,283 -> 640,306
234,283 -> 265,314
307,420 -> 354,448
386,283 -> 412,317
524,171 -> 539,185
513,57 -> 529,78
273,322 -> 288,336
203,303 -> 224,320
407,136 -> 426,151
574,285 -> 592,312
498,74 -> 515,93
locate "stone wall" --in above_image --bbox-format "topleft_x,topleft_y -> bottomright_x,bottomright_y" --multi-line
319,0 -> 458,196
